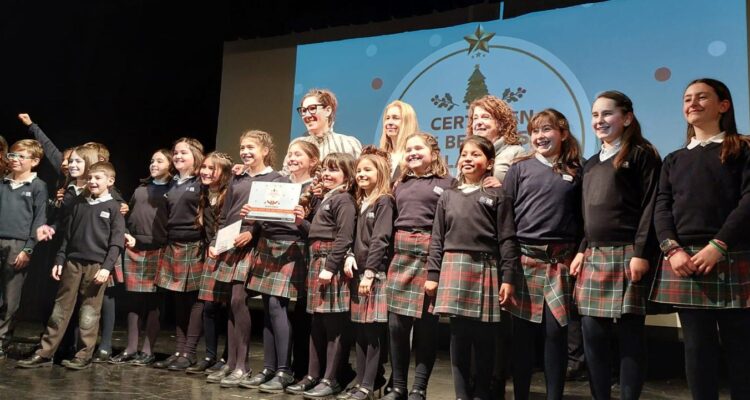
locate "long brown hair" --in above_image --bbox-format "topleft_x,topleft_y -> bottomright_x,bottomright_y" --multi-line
467,95 -> 521,145
321,152 -> 356,194
457,135 -> 495,187
240,129 -> 276,167
684,78 -> 746,163
196,152 -> 233,232
140,148 -> 174,184
595,91 -> 658,169
398,132 -> 449,180
356,146 -> 392,206
172,137 -> 205,175
516,108 -> 582,177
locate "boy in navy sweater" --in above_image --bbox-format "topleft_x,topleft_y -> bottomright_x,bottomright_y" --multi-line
0,139 -> 47,358
17,162 -> 125,370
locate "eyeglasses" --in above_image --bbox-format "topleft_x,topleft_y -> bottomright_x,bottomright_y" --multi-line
6,153 -> 34,161
296,104 -> 324,116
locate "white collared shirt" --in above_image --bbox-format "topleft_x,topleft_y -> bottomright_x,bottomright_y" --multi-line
687,132 -> 725,150
323,184 -> 346,201
152,177 -> 170,185
68,182 -> 86,196
457,182 -> 481,193
244,166 -> 273,177
4,172 -> 37,190
599,138 -> 623,161
86,193 -> 113,205
535,153 -> 558,168
174,174 -> 194,185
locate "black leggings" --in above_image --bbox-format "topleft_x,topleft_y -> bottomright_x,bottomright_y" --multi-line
512,303 -> 567,400
450,317 -> 496,400
678,308 -> 750,400
308,312 -> 347,381
125,291 -> 161,355
227,283 -> 251,372
203,301 -> 228,361
388,309 -> 439,392
292,294 -> 312,379
581,314 -> 645,400
98,287 -> 116,352
262,294 -> 292,372
174,291 -> 203,358
355,322 -> 386,391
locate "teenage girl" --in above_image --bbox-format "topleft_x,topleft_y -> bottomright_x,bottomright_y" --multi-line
650,78 -> 750,399
194,152 -> 233,374
378,100 -> 419,180
382,132 -> 454,400
339,147 -> 395,400
109,149 -> 172,366
428,135 -> 519,400
153,137 -> 205,371
285,153 -> 357,399
570,91 -> 661,400
504,109 -> 583,400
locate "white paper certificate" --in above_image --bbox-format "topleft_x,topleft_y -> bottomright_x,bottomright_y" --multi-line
247,181 -> 302,223
215,220 -> 242,254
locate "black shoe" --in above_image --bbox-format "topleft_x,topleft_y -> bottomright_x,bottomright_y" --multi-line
286,375 -> 319,395
350,387 -> 375,400
167,355 -> 195,371
63,357 -> 92,370
303,378 -> 342,399
109,350 -> 138,364
152,353 -> 179,369
220,368 -> 251,388
205,358 -> 226,375
336,384 -> 360,400
16,354 -> 53,369
206,364 -> 233,383
259,370 -> 296,393
186,357 -> 215,374
129,353 -> 155,366
92,349 -> 111,363
240,367 -> 275,388
408,389 -> 426,400
566,366 -> 588,381
381,387 -> 407,400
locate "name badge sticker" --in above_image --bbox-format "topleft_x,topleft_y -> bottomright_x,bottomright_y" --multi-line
323,204 -> 331,211
478,196 -> 494,206
367,211 -> 375,219
562,174 -> 573,182
187,187 -> 195,192
433,186 -> 444,195
621,161 -> 630,168
100,211 -> 111,219
22,191 -> 32,197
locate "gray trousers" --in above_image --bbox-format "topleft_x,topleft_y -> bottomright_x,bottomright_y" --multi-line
0,238 -> 29,343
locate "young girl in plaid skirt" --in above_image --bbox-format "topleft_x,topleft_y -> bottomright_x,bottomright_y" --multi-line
287,152 -> 357,399
109,149 -> 172,366
428,135 -> 519,400
383,132 -> 454,400
336,147 -> 394,400
570,92 -> 661,400
504,109 -> 583,400
193,152 -> 233,374
153,137 -> 206,371
650,78 -> 750,399
206,130 -> 282,387
242,141 -> 319,393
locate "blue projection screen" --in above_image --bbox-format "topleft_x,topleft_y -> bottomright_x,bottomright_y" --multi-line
291,0 -> 748,166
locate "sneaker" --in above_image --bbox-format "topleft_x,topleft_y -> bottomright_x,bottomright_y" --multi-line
258,370 -> 296,393
63,357 -> 92,370
285,375 -> 319,395
240,368 -> 275,388
109,350 -> 138,364
129,353 -> 156,367
16,354 -> 53,369
92,349 -> 111,363
220,368 -> 251,388
206,364 -> 233,383
186,357 -> 215,374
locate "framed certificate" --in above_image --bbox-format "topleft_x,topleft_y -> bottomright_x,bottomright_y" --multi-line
246,181 -> 302,223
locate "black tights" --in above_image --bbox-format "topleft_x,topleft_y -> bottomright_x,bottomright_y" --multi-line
450,317 -> 496,400
125,292 -> 161,355
262,294 -> 292,372
308,312 -> 347,381
581,314 -> 645,400
355,322 -> 386,391
98,288 -> 115,352
678,308 -> 750,400
227,283 -> 251,372
203,301 -> 228,361
512,303 -> 567,400
174,291 -> 203,358
388,310 -> 439,392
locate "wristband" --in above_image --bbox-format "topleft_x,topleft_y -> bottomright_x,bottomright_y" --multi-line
664,247 -> 682,261
709,240 -> 728,256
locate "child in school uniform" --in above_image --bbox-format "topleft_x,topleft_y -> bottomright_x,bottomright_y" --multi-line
504,109 -> 583,400
0,139 -> 47,358
383,132 -> 454,400
205,130 -> 282,387
109,149 -> 172,366
428,135 -> 519,400
337,147 -> 394,400
153,137 -> 206,371
17,161 -> 125,370
570,91 -> 661,400
285,152 -> 357,399
650,78 -> 750,399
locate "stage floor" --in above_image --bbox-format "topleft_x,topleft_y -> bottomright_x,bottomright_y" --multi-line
0,322 -> 727,399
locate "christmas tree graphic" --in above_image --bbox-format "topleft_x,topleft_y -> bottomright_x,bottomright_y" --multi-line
464,64 -> 489,107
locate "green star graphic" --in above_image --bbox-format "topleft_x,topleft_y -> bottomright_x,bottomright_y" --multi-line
464,25 -> 495,54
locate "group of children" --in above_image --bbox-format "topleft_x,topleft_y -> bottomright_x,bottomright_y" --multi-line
0,78 -> 748,400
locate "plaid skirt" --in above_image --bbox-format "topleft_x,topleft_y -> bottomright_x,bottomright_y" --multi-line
212,246 -> 254,284
434,251 -> 503,322
247,237 -> 306,300
511,243 -> 576,326
574,245 -> 647,318
650,245 -> 750,309
351,271 -> 388,323
123,247 -> 162,292
306,240 -> 351,314
385,231 -> 435,318
155,241 -> 204,292
198,255 -> 231,302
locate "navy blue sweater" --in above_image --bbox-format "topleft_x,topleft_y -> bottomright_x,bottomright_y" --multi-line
0,176 -> 48,249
